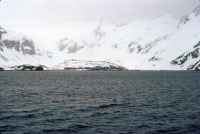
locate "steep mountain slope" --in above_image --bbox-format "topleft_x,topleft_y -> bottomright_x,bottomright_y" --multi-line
169,5 -> 200,70
55,15 -> 177,70
0,26 -> 52,69
55,4 -> 200,70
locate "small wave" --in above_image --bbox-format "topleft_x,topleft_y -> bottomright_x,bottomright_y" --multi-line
90,111 -> 110,118
42,128 -> 75,133
136,124 -> 151,129
44,118 -> 67,124
97,103 -> 127,109
0,113 -> 35,121
149,124 -> 200,134
98,103 -> 120,109
42,124 -> 90,133
185,124 -> 200,133
0,125 -> 21,132
148,126 -> 182,134
10,108 -> 42,114
75,103 -> 126,113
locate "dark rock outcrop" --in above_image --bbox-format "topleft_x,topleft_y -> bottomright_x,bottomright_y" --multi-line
148,56 -> 160,62
177,15 -> 190,28
0,26 -> 36,55
171,41 -> 200,71
3,40 -> 20,51
0,67 -> 4,71
128,42 -> 140,53
64,66 -> 126,71
21,38 -> 36,55
0,38 -> 36,55
177,5 -> 200,28
12,65 -> 45,71
171,48 -> 200,65
193,4 -> 200,17
188,60 -> 200,71
58,38 -> 84,54
194,41 -> 200,48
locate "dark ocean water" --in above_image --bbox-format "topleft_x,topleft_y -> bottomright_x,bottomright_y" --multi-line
0,71 -> 200,134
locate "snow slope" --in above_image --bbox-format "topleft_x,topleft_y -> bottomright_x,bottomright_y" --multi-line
54,5 -> 200,70
54,15 -> 177,70
0,27 -> 53,69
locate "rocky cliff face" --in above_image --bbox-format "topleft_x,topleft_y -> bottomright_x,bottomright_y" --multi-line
58,38 -> 84,54
0,38 -> 36,55
0,27 -> 36,55
171,41 -> 200,69
0,26 -> 52,68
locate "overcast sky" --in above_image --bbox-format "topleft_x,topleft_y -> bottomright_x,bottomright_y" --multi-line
0,0 -> 199,48
0,0 -> 199,23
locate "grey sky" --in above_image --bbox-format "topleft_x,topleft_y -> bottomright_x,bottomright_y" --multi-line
0,0 -> 199,23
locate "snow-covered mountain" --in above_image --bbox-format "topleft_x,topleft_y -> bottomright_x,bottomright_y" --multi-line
54,5 -> 200,70
1,4 -> 200,70
0,26 -> 53,69
54,15 -> 177,70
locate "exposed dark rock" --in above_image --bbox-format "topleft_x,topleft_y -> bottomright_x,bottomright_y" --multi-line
194,67 -> 200,71
137,45 -> 142,54
177,15 -> 190,28
113,44 -> 118,49
89,65 -> 125,71
171,53 -> 188,65
141,35 -> 168,54
0,26 -> 37,55
0,38 -> 36,55
171,47 -> 200,65
191,48 -> 200,58
0,41 -> 4,51
35,66 -> 44,71
58,38 -> 84,53
127,42 -> 143,54
93,21 -> 105,41
127,36 -> 167,55
188,60 -> 200,71
0,67 -> 4,71
194,41 -> 200,48
21,38 -> 36,55
13,65 -> 45,71
177,5 -> 200,28
3,40 -> 20,51
64,65 -> 126,71
193,5 -> 200,16
128,42 -> 138,53
171,41 -> 200,70
67,42 -> 84,54
149,56 -> 160,62
58,38 -> 69,51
